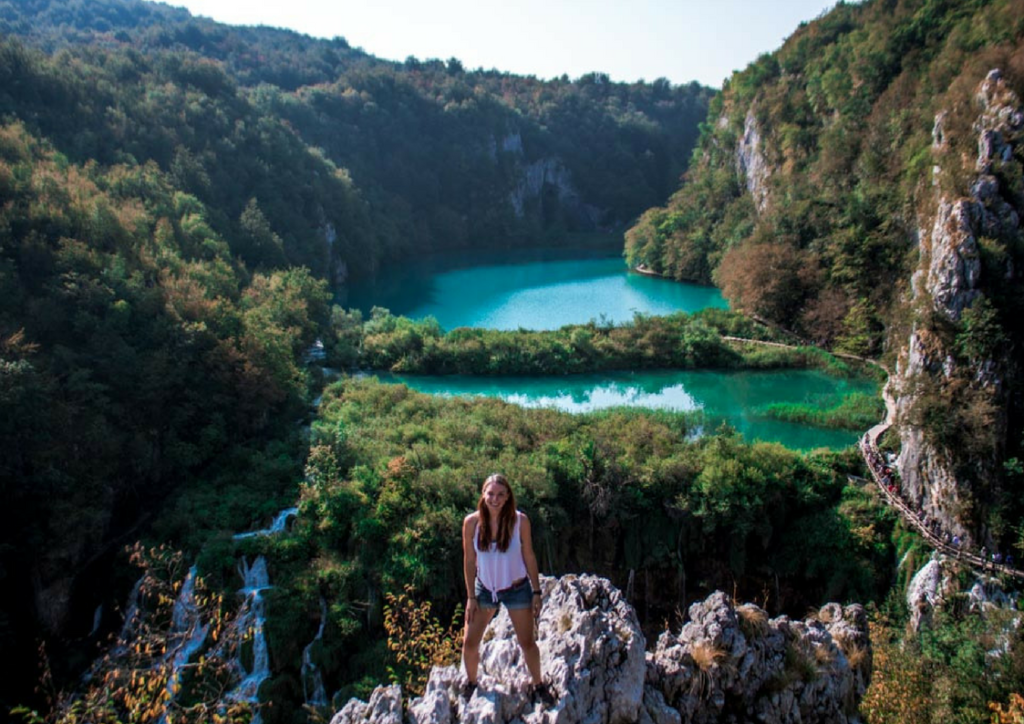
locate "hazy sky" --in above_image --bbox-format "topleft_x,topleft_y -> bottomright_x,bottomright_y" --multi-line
165,0 -> 843,88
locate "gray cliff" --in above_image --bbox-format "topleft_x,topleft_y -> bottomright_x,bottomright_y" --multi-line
330,575 -> 870,724
736,108 -> 771,215
894,69 -> 1021,546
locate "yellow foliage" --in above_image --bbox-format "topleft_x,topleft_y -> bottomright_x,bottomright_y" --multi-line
383,584 -> 464,695
15,544 -> 250,724
861,621 -> 931,724
991,693 -> 1024,724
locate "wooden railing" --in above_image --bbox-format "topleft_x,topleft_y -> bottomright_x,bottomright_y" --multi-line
722,335 -> 1024,580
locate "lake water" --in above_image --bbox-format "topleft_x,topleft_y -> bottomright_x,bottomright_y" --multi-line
344,245 -> 727,330
348,244 -> 876,450
374,369 -> 877,450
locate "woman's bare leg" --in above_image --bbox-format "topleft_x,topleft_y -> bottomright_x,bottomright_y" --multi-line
507,607 -> 543,685
462,606 -> 497,684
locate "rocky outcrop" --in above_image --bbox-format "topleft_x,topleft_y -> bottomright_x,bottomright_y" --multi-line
509,158 -> 604,228
906,554 -> 1019,632
736,109 -> 771,215
906,555 -> 957,631
643,593 -> 870,724
894,69 -> 1021,545
331,577 -> 870,724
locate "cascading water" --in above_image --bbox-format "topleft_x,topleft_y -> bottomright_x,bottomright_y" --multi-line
234,507 -> 298,540
103,501 -> 300,720
225,556 -> 272,723
160,566 -> 210,722
301,596 -> 329,707
113,575 -> 144,654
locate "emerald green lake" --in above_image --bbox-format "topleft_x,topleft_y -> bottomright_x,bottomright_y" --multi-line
374,369 -> 877,450
350,245 -> 877,450
344,245 -> 727,331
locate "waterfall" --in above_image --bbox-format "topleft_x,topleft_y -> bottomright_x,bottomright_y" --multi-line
159,566 -> 210,723
301,596 -> 329,707
226,556 -> 272,710
233,507 -> 298,540
268,507 -> 298,533
303,338 -> 326,364
103,506 -> 299,720
114,575 -> 144,652
89,604 -> 103,638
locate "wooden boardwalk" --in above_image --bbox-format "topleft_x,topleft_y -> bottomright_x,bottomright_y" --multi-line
722,336 -> 1024,581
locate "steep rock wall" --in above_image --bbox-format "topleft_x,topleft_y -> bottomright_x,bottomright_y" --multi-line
509,156 -> 604,229
736,108 -> 771,215
894,69 -> 1022,546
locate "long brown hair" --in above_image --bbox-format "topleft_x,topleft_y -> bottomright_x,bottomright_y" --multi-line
476,473 -> 517,552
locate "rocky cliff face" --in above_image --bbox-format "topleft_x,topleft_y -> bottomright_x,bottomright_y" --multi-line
509,157 -> 604,229
330,576 -> 870,724
736,109 -> 771,215
906,553 -> 1018,632
485,127 -> 605,230
894,69 -> 1022,546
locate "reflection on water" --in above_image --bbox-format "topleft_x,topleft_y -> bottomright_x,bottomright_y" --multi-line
374,369 -> 878,451
344,246 -> 727,331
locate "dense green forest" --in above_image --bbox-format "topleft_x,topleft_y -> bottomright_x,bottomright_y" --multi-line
322,306 -> 860,375
625,0 -> 1024,354
0,0 -> 713,711
4,0 -> 1024,722
1,0 -> 713,277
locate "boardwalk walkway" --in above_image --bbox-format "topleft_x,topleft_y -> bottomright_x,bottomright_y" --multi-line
722,335 -> 1024,581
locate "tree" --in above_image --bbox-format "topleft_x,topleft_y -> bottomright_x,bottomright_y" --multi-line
716,241 -> 816,325
239,197 -> 287,269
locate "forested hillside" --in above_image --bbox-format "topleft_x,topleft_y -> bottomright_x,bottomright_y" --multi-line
625,0 -> 1024,550
0,0 -> 713,712
1,0 -> 713,279
10,0 -> 1024,720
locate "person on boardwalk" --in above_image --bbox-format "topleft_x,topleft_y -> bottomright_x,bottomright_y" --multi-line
461,473 -> 554,705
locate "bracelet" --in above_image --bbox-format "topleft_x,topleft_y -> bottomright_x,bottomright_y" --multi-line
532,590 -> 542,596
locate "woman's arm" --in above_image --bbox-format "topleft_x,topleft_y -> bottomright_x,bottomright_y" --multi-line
519,513 -> 542,618
462,512 -> 479,623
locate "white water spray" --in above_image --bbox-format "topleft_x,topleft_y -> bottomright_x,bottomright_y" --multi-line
225,556 -> 272,709
301,596 -> 329,707
233,507 -> 298,540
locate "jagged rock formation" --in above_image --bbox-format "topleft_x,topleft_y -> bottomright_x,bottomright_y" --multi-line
906,554 -> 1019,632
906,555 -> 957,631
736,109 -> 771,215
509,157 -> 604,228
643,592 -> 870,724
894,69 -> 1022,546
330,576 -> 870,724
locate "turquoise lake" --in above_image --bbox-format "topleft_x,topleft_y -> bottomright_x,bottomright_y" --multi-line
373,369 -> 876,451
347,245 -> 878,450
344,245 -> 728,331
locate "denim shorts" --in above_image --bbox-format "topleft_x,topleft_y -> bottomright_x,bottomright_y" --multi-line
475,577 -> 532,611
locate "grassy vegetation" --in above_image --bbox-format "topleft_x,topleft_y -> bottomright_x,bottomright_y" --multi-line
760,392 -> 885,431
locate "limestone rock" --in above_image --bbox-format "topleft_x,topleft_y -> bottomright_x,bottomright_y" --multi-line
736,108 -> 771,214
645,593 -> 870,724
509,157 -> 603,228
331,578 -> 870,724
894,68 -> 1022,545
330,684 -> 403,724
904,556 -> 1019,635
906,555 -> 962,631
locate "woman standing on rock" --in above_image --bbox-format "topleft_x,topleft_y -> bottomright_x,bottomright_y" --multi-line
461,473 -> 554,705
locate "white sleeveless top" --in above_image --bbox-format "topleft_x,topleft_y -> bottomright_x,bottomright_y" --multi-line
474,511 -> 528,594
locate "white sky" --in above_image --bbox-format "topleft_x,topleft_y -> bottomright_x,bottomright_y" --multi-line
165,0 -> 844,88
